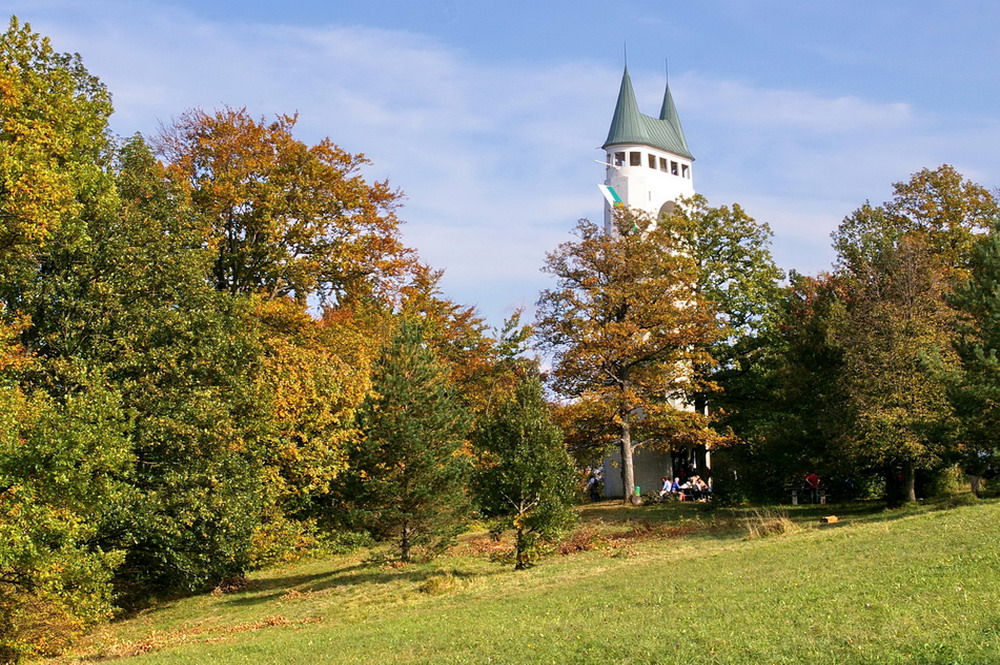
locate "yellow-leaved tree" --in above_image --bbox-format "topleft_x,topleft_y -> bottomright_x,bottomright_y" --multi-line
536,210 -> 718,504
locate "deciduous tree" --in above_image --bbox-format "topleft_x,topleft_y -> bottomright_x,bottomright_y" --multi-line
947,222 -> 1000,495
669,195 -> 784,434
829,166 -> 997,502
156,108 -> 413,305
473,368 -> 577,569
0,16 -> 112,280
536,211 -> 717,503
0,382 -> 131,663
833,224 -> 959,502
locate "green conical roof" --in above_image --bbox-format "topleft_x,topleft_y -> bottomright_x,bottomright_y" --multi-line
603,67 -> 693,160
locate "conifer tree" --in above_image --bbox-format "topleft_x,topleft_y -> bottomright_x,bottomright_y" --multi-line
352,319 -> 471,561
473,368 -> 577,569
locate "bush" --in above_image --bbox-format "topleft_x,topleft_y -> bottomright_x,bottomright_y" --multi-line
921,464 -> 965,498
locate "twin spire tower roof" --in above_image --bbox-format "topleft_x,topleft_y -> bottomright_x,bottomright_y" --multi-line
603,66 -> 693,160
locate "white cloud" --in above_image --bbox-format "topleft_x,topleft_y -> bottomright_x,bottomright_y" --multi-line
679,75 -> 916,132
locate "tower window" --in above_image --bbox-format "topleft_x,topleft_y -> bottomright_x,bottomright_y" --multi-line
682,164 -> 690,178
629,152 -> 641,166
659,157 -> 668,172
614,152 -> 625,166
648,154 -> 656,169
671,161 -> 679,175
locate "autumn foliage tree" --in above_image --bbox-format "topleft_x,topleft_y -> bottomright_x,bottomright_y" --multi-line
536,210 -> 717,503
0,16 -> 112,279
399,263 -> 531,417
156,107 -> 413,305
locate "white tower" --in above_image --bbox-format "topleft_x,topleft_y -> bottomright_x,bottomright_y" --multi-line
601,66 -> 694,230
599,66 -> 709,499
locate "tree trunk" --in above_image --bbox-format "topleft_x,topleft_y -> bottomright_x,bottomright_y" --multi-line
902,461 -> 917,503
621,419 -> 635,505
969,474 -> 983,498
400,522 -> 411,562
514,527 -> 528,570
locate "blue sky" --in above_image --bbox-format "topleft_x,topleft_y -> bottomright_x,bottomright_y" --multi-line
7,1 -> 1000,328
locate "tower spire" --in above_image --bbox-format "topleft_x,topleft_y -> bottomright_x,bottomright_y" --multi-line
658,66 -> 690,157
600,59 -> 696,230
604,66 -> 644,148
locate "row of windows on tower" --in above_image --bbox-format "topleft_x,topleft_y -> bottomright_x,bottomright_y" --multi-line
611,151 -> 690,178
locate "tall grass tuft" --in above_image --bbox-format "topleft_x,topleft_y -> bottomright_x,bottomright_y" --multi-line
742,508 -> 800,540
418,572 -> 458,595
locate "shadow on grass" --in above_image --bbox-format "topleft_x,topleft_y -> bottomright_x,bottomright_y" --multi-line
243,564 -> 369,593
578,500 -> 712,525
575,496 -> 981,536
223,564 -> 486,607
725,495 -> 995,529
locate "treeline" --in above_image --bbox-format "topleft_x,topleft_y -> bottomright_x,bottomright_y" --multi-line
709,165 -> 1000,504
0,19 -> 575,662
540,166 -> 1000,508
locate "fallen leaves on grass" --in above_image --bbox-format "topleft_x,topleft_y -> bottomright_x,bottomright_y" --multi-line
72,615 -> 323,662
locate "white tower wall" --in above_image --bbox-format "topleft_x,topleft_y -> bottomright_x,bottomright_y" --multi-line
603,144 -> 694,230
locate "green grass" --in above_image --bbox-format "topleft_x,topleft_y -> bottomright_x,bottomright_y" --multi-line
44,498 -> 1000,665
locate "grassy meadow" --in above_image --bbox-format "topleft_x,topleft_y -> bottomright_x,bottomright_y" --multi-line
43,498 -> 1000,665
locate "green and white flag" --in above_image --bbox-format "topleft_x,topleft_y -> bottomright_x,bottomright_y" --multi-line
598,184 -> 623,208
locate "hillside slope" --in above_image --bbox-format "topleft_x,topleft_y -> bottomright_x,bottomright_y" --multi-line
49,500 -> 1000,665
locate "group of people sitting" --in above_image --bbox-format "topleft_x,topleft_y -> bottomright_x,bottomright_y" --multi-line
658,474 -> 711,501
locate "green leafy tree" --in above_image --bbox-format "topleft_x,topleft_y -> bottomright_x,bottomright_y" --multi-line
536,210 -> 717,503
713,272 -> 849,502
351,319 -> 471,561
473,368 -> 577,569
832,229 -> 959,502
0,382 -> 131,663
102,139 -> 271,593
673,195 -> 784,343
17,136 -> 271,594
669,195 -> 784,440
947,222 -> 1000,495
